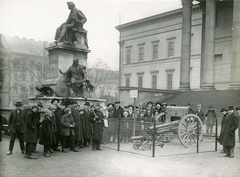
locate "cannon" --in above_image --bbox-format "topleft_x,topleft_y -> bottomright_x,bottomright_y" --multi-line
131,106 -> 203,149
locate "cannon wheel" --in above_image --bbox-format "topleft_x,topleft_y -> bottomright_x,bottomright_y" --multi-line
142,141 -> 151,151
133,140 -> 141,149
157,132 -> 174,143
178,114 -> 203,148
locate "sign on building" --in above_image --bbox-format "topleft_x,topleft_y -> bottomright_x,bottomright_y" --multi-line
130,90 -> 139,98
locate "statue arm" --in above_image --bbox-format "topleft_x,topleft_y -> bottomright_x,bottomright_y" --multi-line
76,10 -> 87,24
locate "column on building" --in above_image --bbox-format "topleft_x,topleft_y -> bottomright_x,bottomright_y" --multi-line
202,0 -> 216,90
179,0 -> 192,91
229,1 -> 240,89
118,40 -> 124,100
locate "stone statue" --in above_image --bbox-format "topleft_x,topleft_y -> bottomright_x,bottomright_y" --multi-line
54,2 -> 89,49
59,58 -> 87,97
35,85 -> 55,97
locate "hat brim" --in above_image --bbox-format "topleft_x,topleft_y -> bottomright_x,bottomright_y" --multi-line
51,98 -> 60,104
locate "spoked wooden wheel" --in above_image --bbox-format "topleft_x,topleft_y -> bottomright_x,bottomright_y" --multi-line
178,114 -> 203,148
142,142 -> 151,151
133,140 -> 141,149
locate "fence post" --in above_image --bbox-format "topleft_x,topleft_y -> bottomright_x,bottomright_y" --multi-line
117,116 -> 121,151
152,117 -> 156,158
215,118 -> 218,151
196,118 -> 199,153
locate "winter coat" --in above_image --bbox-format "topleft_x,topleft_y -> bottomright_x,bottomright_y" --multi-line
222,112 -> 239,147
61,114 -> 75,136
39,116 -> 55,145
113,106 -> 124,118
195,109 -> 205,123
89,109 -> 104,141
72,108 -> 84,141
23,111 -> 38,143
219,113 -> 228,145
54,106 -> 63,140
83,108 -> 95,139
205,110 -> 217,126
8,109 -> 25,133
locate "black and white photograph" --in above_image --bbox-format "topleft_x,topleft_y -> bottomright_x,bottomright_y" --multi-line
0,0 -> 239,176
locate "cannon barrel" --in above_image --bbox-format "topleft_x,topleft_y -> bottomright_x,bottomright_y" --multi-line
148,120 -> 180,130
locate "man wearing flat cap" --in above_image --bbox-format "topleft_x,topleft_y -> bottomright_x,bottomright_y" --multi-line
113,101 -> 124,118
205,105 -> 217,136
7,101 -> 25,155
222,106 -> 239,158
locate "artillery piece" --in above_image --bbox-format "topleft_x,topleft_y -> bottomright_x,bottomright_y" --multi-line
132,106 -> 203,149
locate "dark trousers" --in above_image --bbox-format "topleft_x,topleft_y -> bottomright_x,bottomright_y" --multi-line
44,145 -> 51,153
83,138 -> 91,146
92,140 -> 100,150
26,143 -> 34,156
9,125 -> 25,152
62,132 -> 75,150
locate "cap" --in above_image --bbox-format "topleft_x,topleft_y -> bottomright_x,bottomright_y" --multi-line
51,98 -> 60,104
220,108 -> 228,112
228,106 -> 234,110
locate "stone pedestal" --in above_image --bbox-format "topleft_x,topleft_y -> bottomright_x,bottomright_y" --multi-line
43,44 -> 90,95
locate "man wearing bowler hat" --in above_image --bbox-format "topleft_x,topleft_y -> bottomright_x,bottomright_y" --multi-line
222,106 -> 239,158
219,108 -> 228,153
7,101 -> 25,155
51,98 -> 63,151
113,101 -> 124,118
83,102 -> 94,146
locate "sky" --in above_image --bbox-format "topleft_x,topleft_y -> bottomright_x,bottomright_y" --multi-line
0,0 -> 183,70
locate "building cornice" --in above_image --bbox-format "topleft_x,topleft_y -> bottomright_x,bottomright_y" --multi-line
115,4 -> 201,31
118,86 -> 180,94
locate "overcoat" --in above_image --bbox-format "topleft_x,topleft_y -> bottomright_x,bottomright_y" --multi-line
222,112 -> 239,147
113,106 -> 124,118
39,116 -> 55,145
195,109 -> 205,124
205,110 -> 217,126
89,109 -> 104,141
219,113 -> 228,145
61,114 -> 75,136
8,109 -> 25,133
83,108 -> 94,139
23,111 -> 37,143
54,106 -> 63,141
71,108 -> 84,141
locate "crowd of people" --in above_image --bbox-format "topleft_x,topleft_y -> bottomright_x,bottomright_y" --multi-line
2,99 -> 240,159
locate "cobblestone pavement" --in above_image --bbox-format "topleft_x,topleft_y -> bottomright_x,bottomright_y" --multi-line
0,137 -> 240,177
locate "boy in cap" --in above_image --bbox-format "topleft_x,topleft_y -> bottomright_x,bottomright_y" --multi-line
205,105 -> 217,136
222,106 -> 239,158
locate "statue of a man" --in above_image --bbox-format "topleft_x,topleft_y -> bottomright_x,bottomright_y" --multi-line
59,59 -> 86,97
54,2 -> 87,43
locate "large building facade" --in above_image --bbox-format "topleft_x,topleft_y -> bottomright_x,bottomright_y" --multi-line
116,1 -> 240,106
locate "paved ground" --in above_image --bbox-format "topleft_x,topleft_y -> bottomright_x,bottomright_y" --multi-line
0,137 -> 240,177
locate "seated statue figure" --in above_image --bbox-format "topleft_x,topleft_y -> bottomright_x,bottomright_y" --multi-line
59,58 -> 86,97
54,2 -> 88,49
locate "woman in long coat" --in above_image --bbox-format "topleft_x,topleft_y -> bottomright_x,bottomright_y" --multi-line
24,105 -> 38,159
39,110 -> 55,157
222,107 -> 239,158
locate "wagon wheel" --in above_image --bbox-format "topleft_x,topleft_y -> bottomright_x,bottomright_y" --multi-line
133,140 -> 141,149
178,114 -> 203,148
142,141 -> 151,151
157,132 -> 174,143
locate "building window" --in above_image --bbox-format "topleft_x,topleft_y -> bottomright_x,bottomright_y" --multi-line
167,74 -> 173,90
153,44 -> 158,60
14,73 -> 18,81
139,47 -> 144,62
152,75 -> 157,89
126,49 -> 131,64
138,76 -> 143,88
115,92 -> 118,98
126,77 -> 130,87
168,41 -> 174,58
21,74 -> 26,81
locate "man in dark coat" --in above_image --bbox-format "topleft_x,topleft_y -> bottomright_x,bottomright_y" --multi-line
219,108 -> 228,153
222,106 -> 239,158
24,105 -> 38,159
7,101 -> 25,155
89,103 -> 104,150
195,104 -> 205,124
51,98 -> 63,151
39,109 -> 55,157
75,105 -> 84,149
83,102 -> 94,146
